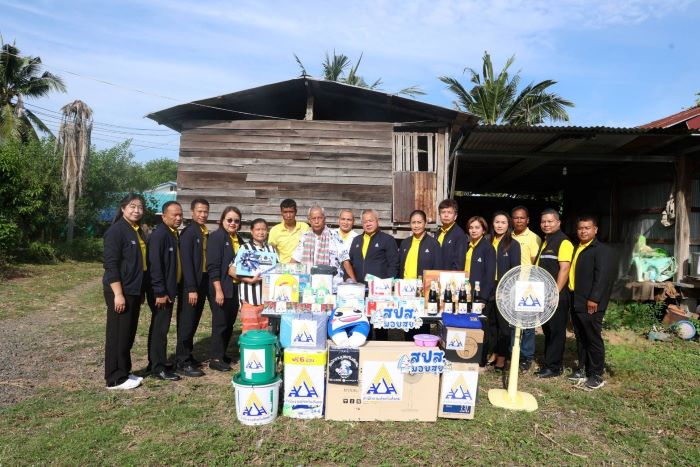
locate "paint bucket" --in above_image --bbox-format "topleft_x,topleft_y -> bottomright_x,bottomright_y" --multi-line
232,374 -> 281,426
238,330 -> 279,385
282,348 -> 327,419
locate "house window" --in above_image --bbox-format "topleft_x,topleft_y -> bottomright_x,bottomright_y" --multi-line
393,132 -> 437,172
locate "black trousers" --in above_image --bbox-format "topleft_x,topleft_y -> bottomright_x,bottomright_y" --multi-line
571,309 -> 606,377
209,288 -> 239,360
104,287 -> 141,386
491,301 -> 512,358
147,292 -> 177,373
541,291 -> 570,371
175,274 -> 211,366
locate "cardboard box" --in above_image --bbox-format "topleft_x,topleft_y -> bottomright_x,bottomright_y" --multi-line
440,326 -> 484,364
283,348 -> 327,419
325,341 -> 440,422
438,362 -> 479,419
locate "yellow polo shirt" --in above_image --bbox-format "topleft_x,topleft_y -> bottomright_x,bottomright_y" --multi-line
464,236 -> 483,276
437,223 -> 454,246
130,222 -> 147,271
569,239 -> 593,291
200,224 -> 208,270
536,238 -> 574,266
512,227 -> 542,266
167,225 -> 182,283
268,221 -> 309,263
362,232 -> 376,259
403,235 -> 422,279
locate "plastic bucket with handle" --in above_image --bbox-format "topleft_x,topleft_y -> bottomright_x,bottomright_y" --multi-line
238,330 -> 279,384
232,374 -> 281,426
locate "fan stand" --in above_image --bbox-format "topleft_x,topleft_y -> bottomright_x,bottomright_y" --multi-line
488,326 -> 538,412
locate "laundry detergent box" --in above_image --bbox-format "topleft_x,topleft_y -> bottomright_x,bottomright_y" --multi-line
365,297 -> 396,318
440,326 -> 484,364
438,362 -> 480,419
325,341 -> 439,422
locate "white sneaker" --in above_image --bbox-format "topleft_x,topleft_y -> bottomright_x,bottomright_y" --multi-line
128,374 -> 143,383
107,377 -> 141,390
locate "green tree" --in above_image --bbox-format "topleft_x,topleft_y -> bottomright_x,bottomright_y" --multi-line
57,100 -> 93,242
0,41 -> 66,141
294,51 -> 424,97
141,157 -> 178,189
439,51 -> 574,125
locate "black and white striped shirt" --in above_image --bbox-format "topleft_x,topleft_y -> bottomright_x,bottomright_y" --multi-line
238,241 -> 277,305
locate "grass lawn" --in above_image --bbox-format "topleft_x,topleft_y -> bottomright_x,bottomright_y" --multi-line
0,261 -> 698,465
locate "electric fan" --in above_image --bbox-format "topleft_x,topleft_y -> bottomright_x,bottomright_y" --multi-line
488,265 -> 559,412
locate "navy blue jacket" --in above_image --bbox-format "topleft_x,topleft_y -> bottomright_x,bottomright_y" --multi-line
492,236 -> 521,299
435,224 -> 468,271
467,237 -> 496,303
572,238 -> 614,312
399,234 -> 442,278
180,222 -> 207,293
148,223 -> 180,300
348,231 -> 399,282
102,218 -> 147,296
495,237 -> 521,281
206,228 -> 242,299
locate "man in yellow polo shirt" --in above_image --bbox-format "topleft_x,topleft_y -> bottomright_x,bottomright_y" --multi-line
511,205 -> 542,371
534,208 -> 573,379
568,215 -> 613,390
268,198 -> 309,263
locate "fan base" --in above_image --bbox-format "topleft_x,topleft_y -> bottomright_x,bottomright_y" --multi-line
488,389 -> 538,412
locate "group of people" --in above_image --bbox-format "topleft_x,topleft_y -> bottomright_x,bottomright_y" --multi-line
103,195 -> 613,392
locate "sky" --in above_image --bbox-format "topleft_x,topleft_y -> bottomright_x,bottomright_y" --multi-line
3,0 -> 699,162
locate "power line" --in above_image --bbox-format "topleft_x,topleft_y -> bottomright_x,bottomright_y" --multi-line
31,110 -> 179,138
3,49 -> 288,121
25,103 -> 178,134
43,122 -> 180,151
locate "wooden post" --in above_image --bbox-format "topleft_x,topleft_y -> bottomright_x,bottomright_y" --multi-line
674,154 -> 692,281
304,95 -> 314,120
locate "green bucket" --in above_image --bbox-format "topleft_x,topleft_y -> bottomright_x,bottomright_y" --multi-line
238,330 -> 279,385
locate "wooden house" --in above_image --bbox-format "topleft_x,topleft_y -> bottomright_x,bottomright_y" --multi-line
147,78 -> 477,233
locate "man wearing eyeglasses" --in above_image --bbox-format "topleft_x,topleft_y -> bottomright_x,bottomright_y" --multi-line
269,198 -> 309,263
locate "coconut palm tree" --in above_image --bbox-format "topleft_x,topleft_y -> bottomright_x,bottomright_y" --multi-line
57,100 -> 93,242
0,41 -> 66,141
294,51 -> 424,97
439,51 -> 573,125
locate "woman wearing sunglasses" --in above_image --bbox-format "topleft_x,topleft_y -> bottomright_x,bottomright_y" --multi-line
205,206 -> 244,371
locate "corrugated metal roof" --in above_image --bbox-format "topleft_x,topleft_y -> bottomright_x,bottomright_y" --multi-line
147,77 -> 478,132
639,106 -> 700,129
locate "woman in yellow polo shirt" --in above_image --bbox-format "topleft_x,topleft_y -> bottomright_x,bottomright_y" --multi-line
489,211 -> 521,371
465,216 -> 497,368
399,210 -> 441,340
399,210 -> 442,279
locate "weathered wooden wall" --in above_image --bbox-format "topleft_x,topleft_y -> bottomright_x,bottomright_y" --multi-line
176,119 -> 394,229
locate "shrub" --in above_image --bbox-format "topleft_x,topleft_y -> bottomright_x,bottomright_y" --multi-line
54,238 -> 103,262
0,215 -> 21,262
22,241 -> 59,264
604,301 -> 665,331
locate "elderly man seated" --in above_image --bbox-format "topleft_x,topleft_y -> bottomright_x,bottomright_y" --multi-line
292,206 -> 354,291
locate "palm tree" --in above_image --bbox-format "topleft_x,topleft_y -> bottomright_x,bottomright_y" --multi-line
439,51 -> 573,125
0,41 -> 66,141
294,51 -> 424,97
57,100 -> 93,242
